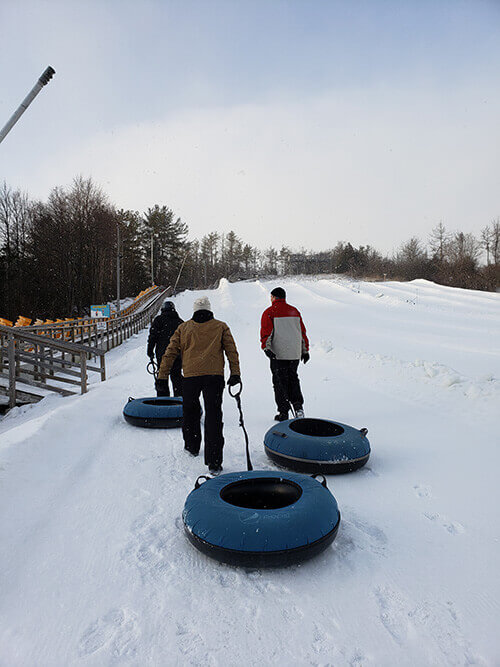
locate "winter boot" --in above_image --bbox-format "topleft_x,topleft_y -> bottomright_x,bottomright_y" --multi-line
274,412 -> 289,422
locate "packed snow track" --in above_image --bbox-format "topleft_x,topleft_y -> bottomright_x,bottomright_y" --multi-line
1,277 -> 499,666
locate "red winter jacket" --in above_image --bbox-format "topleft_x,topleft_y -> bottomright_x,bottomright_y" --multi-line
260,298 -> 309,360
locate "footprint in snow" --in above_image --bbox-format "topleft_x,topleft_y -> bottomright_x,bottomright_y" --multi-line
413,484 -> 432,499
407,599 -> 484,664
374,586 -> 411,646
78,608 -> 139,658
424,512 -> 465,535
338,511 -> 388,560
349,515 -> 387,546
312,622 -> 331,654
217,571 -> 239,588
282,604 -> 304,622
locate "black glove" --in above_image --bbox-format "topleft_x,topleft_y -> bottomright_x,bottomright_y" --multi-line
301,352 -> 310,364
155,378 -> 170,396
227,374 -> 241,387
264,349 -> 276,359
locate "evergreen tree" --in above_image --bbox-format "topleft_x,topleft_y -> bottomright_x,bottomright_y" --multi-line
142,205 -> 189,287
429,222 -> 450,263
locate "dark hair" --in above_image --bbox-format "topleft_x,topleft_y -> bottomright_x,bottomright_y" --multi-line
271,287 -> 286,299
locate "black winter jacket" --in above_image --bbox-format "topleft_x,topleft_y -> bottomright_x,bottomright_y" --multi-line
147,311 -> 184,359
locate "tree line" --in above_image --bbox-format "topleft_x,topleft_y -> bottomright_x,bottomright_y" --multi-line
0,177 -> 498,321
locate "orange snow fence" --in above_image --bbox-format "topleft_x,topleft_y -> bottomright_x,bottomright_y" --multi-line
1,285 -> 159,336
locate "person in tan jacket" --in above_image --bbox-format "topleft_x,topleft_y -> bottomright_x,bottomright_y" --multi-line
158,296 -> 240,474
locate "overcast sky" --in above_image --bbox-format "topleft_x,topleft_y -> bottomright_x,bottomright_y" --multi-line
1,0 -> 499,254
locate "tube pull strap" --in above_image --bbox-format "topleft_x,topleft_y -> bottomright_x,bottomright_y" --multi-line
229,381 -> 253,471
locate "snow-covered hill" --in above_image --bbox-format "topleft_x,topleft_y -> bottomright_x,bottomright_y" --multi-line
1,277 -> 499,666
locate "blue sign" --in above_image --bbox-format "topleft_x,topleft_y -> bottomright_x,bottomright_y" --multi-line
90,304 -> 111,318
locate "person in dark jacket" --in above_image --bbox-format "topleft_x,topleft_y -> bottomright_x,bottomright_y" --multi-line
147,301 -> 183,396
260,286 -> 309,421
158,296 -> 241,475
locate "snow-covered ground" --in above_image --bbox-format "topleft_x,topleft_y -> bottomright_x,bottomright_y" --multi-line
0,276 -> 499,666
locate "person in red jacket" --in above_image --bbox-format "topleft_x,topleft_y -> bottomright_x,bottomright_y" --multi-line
260,286 -> 309,421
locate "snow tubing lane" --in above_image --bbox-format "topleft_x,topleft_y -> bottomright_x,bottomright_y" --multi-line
264,418 -> 370,474
183,470 -> 341,567
123,396 -> 183,428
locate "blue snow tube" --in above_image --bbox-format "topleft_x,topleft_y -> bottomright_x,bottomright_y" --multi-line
123,396 -> 183,428
183,470 -> 341,567
264,418 -> 370,474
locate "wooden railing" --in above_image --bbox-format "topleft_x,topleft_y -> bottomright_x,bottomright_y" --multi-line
0,287 -> 170,408
0,327 -> 106,408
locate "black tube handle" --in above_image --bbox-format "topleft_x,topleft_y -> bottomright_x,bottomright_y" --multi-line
311,473 -> 328,488
360,428 -> 368,437
147,360 -> 158,378
128,396 -> 135,402
194,475 -> 211,490
272,431 -> 287,438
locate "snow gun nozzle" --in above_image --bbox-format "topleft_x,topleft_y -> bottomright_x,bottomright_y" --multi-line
39,66 -> 55,86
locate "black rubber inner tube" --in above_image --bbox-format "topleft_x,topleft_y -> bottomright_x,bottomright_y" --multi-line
142,399 -> 181,406
288,418 -> 345,437
220,478 -> 303,510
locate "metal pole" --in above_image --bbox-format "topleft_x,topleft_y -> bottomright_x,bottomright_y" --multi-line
116,223 -> 121,313
0,66 -> 55,145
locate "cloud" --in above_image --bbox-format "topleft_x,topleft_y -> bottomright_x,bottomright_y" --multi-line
29,84 -> 500,253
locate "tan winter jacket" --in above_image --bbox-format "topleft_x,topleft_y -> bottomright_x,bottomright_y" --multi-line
158,316 -> 240,379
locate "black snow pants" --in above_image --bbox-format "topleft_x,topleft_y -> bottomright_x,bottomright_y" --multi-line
156,354 -> 183,397
182,375 -> 225,468
270,358 -> 303,414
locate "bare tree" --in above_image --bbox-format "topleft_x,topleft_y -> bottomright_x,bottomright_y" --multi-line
0,182 -> 35,317
490,219 -> 500,264
447,232 -> 481,265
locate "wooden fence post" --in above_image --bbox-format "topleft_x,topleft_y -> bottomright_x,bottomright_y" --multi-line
8,334 -> 16,408
80,353 -> 87,394
40,344 -> 46,383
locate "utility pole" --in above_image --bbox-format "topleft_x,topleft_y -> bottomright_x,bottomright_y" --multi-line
173,251 -> 189,295
151,233 -> 154,285
116,223 -> 121,314
0,66 -> 55,145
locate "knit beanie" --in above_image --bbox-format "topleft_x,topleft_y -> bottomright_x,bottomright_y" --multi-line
193,296 -> 212,312
271,287 -> 286,299
161,301 -> 175,312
